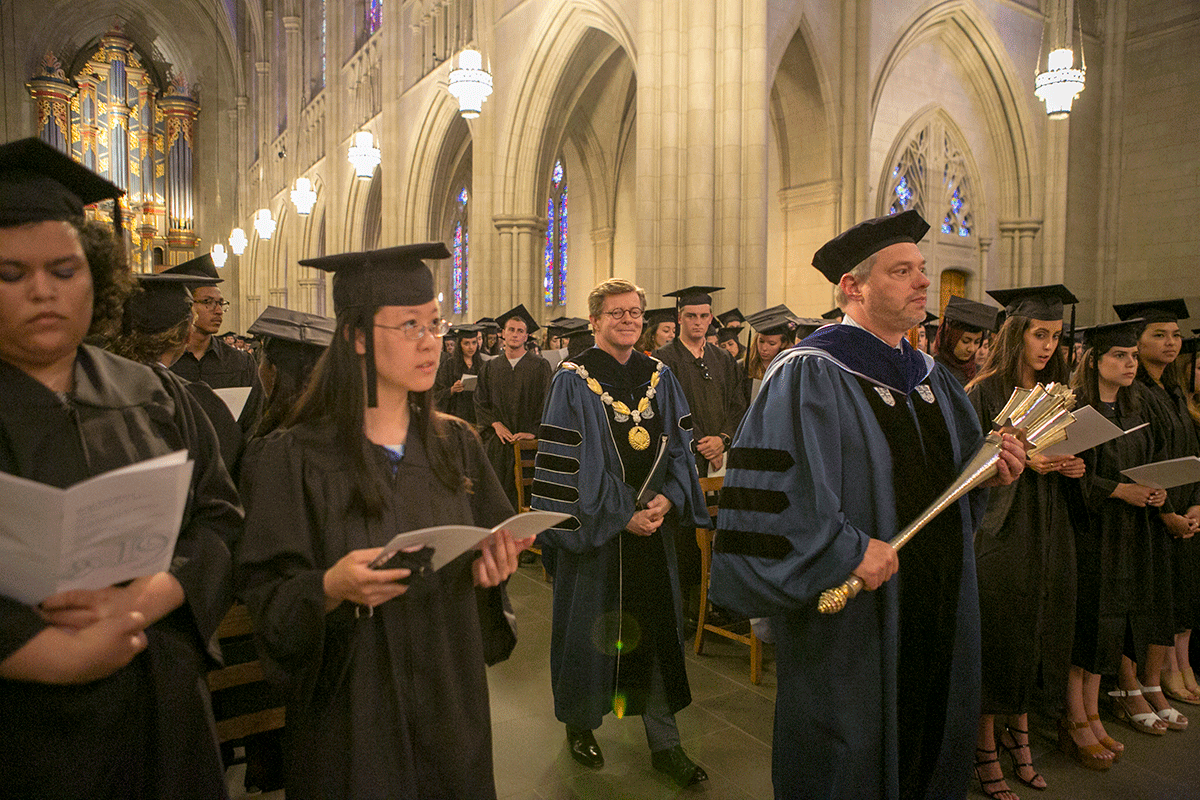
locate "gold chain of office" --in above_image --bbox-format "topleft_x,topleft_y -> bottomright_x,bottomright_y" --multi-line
562,362 -> 661,451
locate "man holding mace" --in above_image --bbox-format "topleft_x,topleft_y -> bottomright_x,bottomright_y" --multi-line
709,210 -> 1025,800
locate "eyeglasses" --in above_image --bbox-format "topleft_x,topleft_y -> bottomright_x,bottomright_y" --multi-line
601,307 -> 644,321
695,358 -> 712,381
193,299 -> 230,310
374,319 -> 451,341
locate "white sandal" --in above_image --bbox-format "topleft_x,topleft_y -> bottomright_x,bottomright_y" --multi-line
1141,684 -> 1188,730
1108,687 -> 1168,735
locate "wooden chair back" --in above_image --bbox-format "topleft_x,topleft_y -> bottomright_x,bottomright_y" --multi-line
512,438 -> 540,512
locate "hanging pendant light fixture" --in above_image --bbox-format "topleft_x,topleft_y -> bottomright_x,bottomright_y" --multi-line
347,130 -> 381,178
291,177 -> 317,215
448,49 -> 493,119
254,208 -> 276,240
229,227 -> 248,255
1035,0 -> 1085,119
210,243 -> 228,267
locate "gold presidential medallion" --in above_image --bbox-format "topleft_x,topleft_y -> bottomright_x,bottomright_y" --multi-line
629,425 -> 651,451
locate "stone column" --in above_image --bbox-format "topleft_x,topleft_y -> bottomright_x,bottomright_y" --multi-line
977,236 -> 992,296
591,226 -> 616,281
493,215 -> 544,313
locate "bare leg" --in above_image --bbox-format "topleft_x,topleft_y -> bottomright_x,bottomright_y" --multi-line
975,714 -> 1018,800
1118,655 -> 1167,726
1141,643 -> 1188,728
1083,670 -> 1123,755
1062,667 -> 1116,770
998,712 -> 1046,789
1179,631 -> 1200,695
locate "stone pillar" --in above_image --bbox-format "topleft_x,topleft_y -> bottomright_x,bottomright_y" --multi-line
591,226 -> 616,282
25,53 -> 75,153
977,236 -> 992,296
997,219 -> 1041,287
160,81 -> 201,253
493,215 -> 543,314
1094,0 -> 1128,319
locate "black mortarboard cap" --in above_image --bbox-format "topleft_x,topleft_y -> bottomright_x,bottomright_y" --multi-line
1180,336 -> 1198,356
496,303 -> 540,335
942,296 -> 1000,332
986,284 -> 1078,321
299,242 -> 448,314
821,307 -> 844,321
162,252 -> 222,283
643,306 -> 677,329
558,318 -> 592,339
0,137 -> 123,229
793,317 -> 827,338
664,285 -> 723,308
475,317 -> 500,334
1082,319 -> 1143,353
717,326 -> 743,344
746,305 -> 799,337
451,323 -> 483,340
248,305 -> 335,349
717,308 -> 746,326
1113,298 -> 1190,324
125,273 -> 219,335
705,323 -> 719,337
811,210 -> 929,284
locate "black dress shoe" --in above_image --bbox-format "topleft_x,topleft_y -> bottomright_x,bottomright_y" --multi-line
651,745 -> 708,787
566,727 -> 604,768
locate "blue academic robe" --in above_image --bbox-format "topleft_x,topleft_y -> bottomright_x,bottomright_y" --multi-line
532,350 -> 710,729
710,325 -> 986,800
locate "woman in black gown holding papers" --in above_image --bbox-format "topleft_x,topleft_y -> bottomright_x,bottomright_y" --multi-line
0,138 -> 239,799
236,243 -> 530,800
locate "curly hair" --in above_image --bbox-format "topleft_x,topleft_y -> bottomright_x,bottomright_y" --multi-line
70,218 -> 135,341
108,316 -> 191,366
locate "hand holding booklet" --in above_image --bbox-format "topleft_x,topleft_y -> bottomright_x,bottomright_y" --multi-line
0,451 -> 194,605
369,510 -> 571,571
1120,456 -> 1200,490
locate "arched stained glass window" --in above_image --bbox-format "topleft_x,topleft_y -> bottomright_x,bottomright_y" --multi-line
544,159 -> 567,307
884,119 -> 974,239
452,187 -> 469,315
368,0 -> 383,36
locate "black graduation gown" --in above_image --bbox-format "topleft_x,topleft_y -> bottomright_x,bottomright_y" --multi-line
934,353 -> 974,387
653,338 -> 747,458
1074,390 -> 1174,675
1139,378 -> 1200,632
0,345 -> 240,800
969,378 -> 1076,713
474,350 -> 552,505
185,378 -> 245,480
432,353 -> 479,425
236,417 -> 514,800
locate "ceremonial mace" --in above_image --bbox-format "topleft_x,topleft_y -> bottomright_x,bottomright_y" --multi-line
816,383 -> 1076,614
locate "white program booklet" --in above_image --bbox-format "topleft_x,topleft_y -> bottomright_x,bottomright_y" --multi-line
369,510 -> 570,571
460,373 -> 478,392
1038,406 -> 1148,457
0,450 -> 193,605
213,386 -> 252,418
1121,456 -> 1200,490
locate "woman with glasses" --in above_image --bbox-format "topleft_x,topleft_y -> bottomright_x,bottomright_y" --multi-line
236,244 -> 532,799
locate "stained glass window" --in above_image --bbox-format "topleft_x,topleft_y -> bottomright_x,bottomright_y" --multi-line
452,187 -> 469,314
544,159 -> 568,307
885,120 -> 973,239
368,0 -> 383,35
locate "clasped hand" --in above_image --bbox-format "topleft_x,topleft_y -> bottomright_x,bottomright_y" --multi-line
1112,482 -> 1167,509
1028,453 -> 1085,478
627,494 -> 672,536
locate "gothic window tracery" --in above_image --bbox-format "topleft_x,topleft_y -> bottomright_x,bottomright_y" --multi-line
544,159 -> 567,308
452,187 -> 469,314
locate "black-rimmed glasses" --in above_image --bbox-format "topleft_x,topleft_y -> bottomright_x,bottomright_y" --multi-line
193,298 -> 230,310
374,319 -> 451,341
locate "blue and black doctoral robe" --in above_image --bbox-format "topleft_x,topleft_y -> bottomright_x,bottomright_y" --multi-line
531,348 -> 710,730
710,324 -> 987,800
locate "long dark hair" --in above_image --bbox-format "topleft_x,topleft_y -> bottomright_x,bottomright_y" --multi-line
251,338 -> 325,438
1070,345 -> 1141,418
287,306 -> 467,517
968,314 -> 1069,393
934,320 -> 979,382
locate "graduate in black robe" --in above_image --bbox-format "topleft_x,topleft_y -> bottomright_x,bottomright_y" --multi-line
237,243 -> 528,800
475,304 -> 552,506
933,296 -> 999,387
0,138 -> 239,799
1115,299 -> 1200,706
1070,321 -> 1177,749
710,212 -> 1024,800
532,279 -> 711,787
965,285 -> 1080,795
433,323 -> 482,424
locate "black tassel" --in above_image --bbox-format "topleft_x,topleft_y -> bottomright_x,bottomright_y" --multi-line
365,324 -> 378,407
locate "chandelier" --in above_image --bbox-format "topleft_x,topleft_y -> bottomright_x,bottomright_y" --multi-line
1035,1 -> 1085,119
347,130 -> 381,178
210,243 -> 228,267
254,208 -> 276,240
291,177 -> 317,215
229,227 -> 248,255
448,49 -> 493,119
